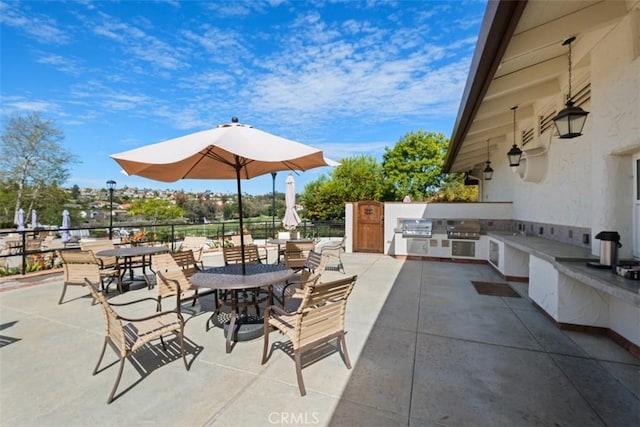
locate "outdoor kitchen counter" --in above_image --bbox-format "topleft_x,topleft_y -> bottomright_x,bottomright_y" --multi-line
488,231 -> 640,350
487,231 -> 639,304
487,231 -> 593,263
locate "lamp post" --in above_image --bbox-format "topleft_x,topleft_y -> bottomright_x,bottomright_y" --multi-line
106,180 -> 116,239
271,172 -> 277,238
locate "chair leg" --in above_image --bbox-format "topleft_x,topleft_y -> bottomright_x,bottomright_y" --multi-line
107,357 -> 126,404
92,338 -> 108,375
261,322 -> 270,365
294,350 -> 306,396
160,335 -> 167,351
57,283 -> 68,305
339,333 -> 352,369
191,290 -> 198,307
177,330 -> 189,370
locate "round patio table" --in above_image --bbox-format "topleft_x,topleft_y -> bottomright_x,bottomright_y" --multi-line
96,246 -> 169,290
191,263 -> 295,353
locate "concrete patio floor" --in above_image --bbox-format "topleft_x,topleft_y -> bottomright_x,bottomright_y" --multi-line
0,251 -> 638,426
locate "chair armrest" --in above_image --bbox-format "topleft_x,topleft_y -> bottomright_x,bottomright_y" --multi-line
268,304 -> 291,316
108,296 -> 159,307
117,309 -> 183,323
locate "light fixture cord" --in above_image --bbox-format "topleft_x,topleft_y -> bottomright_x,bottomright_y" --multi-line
513,107 -> 516,145
567,40 -> 573,101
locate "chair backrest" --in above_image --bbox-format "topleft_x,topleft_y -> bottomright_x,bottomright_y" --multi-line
223,245 -> 262,265
300,250 -> 329,282
58,250 -> 101,284
284,240 -> 315,269
84,278 -> 126,356
152,253 -> 190,298
277,231 -> 290,240
26,238 -> 43,251
293,275 -> 358,349
231,234 -> 255,246
80,239 -> 117,267
180,236 -> 207,262
170,250 -> 200,278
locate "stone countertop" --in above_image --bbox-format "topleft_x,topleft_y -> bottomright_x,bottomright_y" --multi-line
488,231 -> 640,306
557,261 -> 640,307
487,231 -> 594,263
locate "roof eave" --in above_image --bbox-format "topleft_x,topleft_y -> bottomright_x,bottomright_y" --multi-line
444,0 -> 528,173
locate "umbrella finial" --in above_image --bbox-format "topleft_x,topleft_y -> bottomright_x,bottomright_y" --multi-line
231,116 -> 239,123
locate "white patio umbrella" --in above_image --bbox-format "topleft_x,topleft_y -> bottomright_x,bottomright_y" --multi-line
31,209 -> 38,229
283,173 -> 301,231
111,117 -> 337,273
16,208 -> 25,232
61,210 -> 71,245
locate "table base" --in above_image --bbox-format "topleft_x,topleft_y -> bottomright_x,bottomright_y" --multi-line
209,309 -> 265,342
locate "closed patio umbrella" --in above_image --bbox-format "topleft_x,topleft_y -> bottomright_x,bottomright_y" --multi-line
16,208 -> 25,232
282,173 -> 301,231
111,117 -> 337,273
61,210 -> 71,245
31,209 -> 38,229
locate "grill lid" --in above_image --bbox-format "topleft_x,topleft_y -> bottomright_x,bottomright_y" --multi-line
447,220 -> 481,240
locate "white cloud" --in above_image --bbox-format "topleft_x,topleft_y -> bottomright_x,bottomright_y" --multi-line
0,2 -> 69,44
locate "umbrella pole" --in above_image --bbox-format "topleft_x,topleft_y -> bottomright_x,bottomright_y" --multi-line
235,157 -> 246,274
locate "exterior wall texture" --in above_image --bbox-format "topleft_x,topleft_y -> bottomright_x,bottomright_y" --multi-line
484,11 -> 639,259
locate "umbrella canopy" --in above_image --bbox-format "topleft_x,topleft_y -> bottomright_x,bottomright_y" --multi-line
61,210 -> 71,244
111,118 -> 336,272
16,208 -> 25,232
283,173 -> 301,231
31,209 -> 38,229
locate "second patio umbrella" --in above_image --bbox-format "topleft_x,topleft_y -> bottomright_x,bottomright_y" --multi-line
61,210 -> 71,245
282,173 -> 301,232
16,208 -> 25,232
31,209 -> 38,230
111,118 -> 336,273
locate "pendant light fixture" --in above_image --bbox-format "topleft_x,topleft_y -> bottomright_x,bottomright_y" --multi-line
552,36 -> 589,138
507,105 -> 522,167
483,139 -> 493,180
464,171 -> 478,186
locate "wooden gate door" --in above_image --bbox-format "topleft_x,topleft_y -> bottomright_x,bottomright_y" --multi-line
353,201 -> 384,253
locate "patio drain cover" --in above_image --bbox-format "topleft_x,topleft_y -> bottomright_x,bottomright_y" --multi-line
471,281 -> 521,298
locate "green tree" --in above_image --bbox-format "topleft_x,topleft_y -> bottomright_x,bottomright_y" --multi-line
0,112 -> 77,223
128,198 -> 184,223
300,155 -> 385,220
382,131 -> 448,201
430,173 -> 478,202
70,184 -> 80,200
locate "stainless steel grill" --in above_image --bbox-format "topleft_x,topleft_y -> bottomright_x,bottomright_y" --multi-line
400,219 -> 433,238
446,220 -> 481,240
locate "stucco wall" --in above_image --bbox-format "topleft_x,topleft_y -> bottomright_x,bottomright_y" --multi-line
483,11 -> 640,259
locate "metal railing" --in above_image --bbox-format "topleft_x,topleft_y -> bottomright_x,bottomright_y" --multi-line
0,219 -> 345,276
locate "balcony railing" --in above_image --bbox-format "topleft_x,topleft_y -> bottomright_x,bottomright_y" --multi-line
0,219 -> 345,276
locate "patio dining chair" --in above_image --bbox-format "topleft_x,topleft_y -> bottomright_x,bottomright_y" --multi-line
84,277 -> 190,404
222,245 -> 263,265
80,239 -> 120,271
283,240 -> 315,271
179,236 -> 208,269
318,236 -> 346,273
272,250 -> 328,307
262,275 -> 358,396
152,252 -> 214,311
231,234 -> 268,263
57,250 -> 119,304
221,245 -> 268,315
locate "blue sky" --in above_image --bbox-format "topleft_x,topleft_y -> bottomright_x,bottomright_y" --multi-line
1,0 -> 487,195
